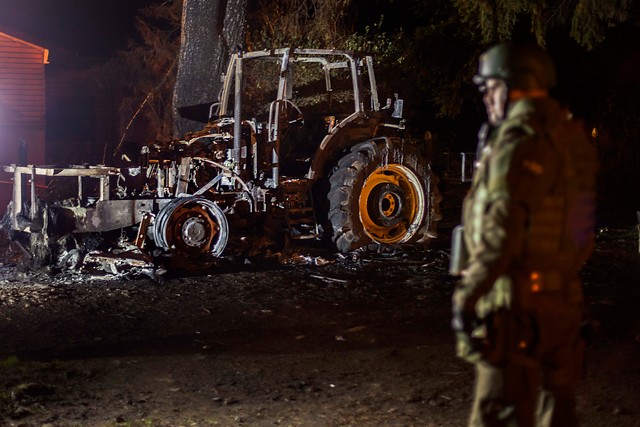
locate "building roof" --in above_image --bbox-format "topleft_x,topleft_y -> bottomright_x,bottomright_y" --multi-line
0,27 -> 49,63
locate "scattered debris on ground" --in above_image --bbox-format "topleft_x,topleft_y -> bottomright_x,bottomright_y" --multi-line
0,229 -> 638,426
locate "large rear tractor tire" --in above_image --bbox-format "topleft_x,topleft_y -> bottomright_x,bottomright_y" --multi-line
328,138 -> 440,253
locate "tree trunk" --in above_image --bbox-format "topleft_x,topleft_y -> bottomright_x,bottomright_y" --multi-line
172,0 -> 248,137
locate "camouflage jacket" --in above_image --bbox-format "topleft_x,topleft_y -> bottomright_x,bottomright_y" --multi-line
453,97 -> 596,357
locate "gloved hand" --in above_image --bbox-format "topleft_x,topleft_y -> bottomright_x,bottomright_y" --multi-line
451,286 -> 484,362
452,305 -> 478,334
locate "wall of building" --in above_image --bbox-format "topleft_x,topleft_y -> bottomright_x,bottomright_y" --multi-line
0,31 -> 48,212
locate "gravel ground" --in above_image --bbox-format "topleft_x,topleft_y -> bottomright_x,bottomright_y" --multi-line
0,228 -> 638,426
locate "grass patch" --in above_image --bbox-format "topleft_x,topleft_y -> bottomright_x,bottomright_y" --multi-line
0,356 -> 19,367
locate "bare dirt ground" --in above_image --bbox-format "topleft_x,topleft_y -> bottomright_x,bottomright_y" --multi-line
0,227 -> 638,427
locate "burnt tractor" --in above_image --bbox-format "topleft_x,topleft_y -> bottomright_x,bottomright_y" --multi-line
3,48 -> 440,268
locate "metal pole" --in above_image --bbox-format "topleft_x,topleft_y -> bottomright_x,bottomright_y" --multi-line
461,153 -> 467,183
30,167 -> 36,221
233,53 -> 243,175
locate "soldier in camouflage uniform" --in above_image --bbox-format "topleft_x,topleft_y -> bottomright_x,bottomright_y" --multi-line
451,42 -> 597,427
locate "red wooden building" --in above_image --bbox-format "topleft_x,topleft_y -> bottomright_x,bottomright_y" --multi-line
0,30 -> 49,212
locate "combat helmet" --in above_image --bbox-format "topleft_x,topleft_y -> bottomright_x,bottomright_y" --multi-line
473,42 -> 556,91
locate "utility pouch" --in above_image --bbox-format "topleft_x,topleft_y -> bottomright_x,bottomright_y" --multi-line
449,225 -> 468,276
484,310 -> 538,367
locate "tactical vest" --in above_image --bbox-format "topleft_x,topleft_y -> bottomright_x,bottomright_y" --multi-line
463,100 -> 596,297
523,113 -> 596,275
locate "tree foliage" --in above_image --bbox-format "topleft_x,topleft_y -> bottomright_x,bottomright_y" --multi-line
104,1 -> 182,147
451,0 -> 635,50
247,0 -> 354,49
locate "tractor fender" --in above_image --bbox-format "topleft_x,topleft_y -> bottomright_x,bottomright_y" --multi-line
307,112 -> 382,181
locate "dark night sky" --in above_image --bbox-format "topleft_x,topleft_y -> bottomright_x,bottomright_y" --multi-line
0,0 -> 159,57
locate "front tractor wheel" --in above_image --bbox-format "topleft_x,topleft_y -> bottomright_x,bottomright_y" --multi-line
328,139 -> 439,253
153,197 -> 229,257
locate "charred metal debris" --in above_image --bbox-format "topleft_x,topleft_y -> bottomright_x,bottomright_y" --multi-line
2,48 -> 440,275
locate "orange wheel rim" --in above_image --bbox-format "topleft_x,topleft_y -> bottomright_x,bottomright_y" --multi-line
358,164 -> 425,244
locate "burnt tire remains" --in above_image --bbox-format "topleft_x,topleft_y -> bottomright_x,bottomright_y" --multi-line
328,138 -> 439,253
153,197 -> 229,257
